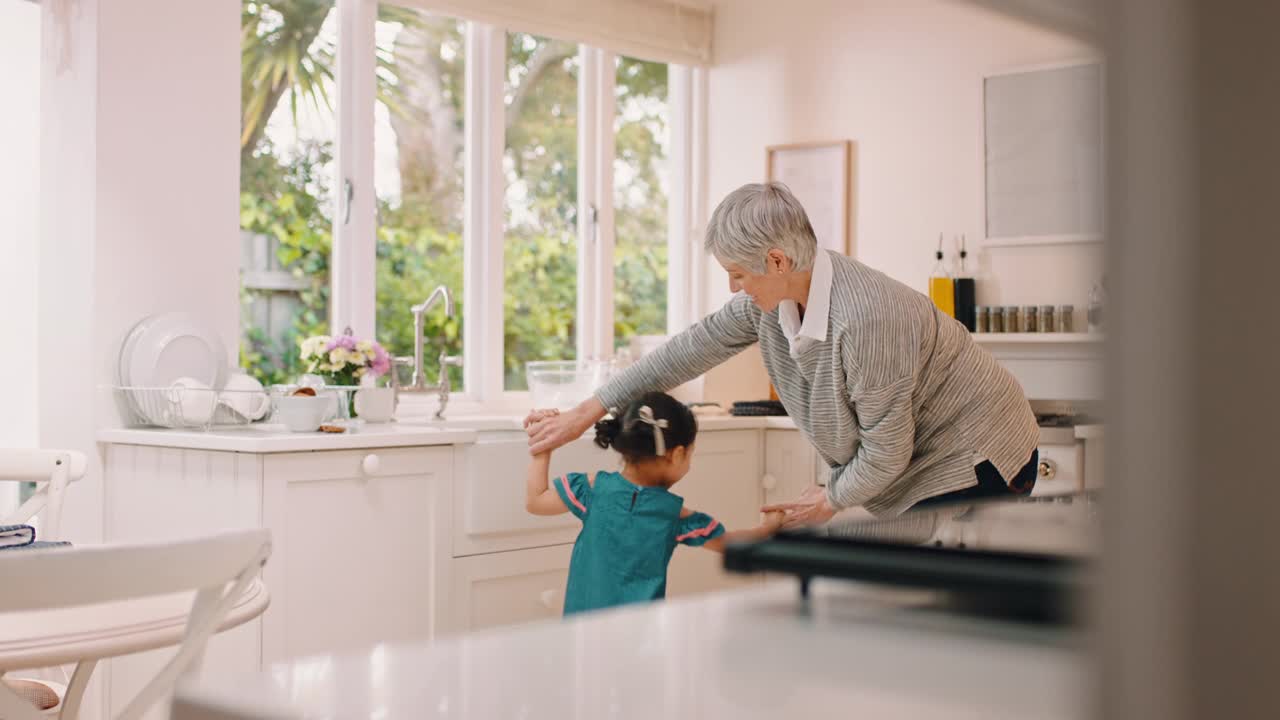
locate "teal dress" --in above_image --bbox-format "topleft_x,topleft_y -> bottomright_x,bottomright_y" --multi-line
553,471 -> 725,616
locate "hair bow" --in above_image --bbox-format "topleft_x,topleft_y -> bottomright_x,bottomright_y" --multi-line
636,405 -> 670,456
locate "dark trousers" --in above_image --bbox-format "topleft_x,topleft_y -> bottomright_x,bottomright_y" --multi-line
912,449 -> 1039,510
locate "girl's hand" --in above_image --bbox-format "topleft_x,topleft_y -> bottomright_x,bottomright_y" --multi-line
762,485 -> 837,529
523,408 -> 560,433
527,398 -> 607,455
762,510 -> 787,532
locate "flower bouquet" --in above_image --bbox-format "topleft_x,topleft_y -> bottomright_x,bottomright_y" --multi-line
299,331 -> 392,416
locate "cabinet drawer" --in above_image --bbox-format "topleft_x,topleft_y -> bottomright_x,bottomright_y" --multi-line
453,434 -> 607,556
264,445 -> 453,483
1031,442 -> 1084,496
449,545 -> 572,634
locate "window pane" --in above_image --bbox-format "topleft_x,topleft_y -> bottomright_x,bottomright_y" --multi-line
613,57 -> 669,352
239,0 -> 337,386
374,7 -> 465,390
503,32 -> 579,391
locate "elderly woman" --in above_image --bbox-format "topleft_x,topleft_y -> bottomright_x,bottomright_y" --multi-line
527,182 -> 1039,521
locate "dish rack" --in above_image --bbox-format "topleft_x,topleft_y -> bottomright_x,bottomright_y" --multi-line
113,386 -> 268,430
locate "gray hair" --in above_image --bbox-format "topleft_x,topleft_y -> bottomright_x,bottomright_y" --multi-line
704,182 -> 818,273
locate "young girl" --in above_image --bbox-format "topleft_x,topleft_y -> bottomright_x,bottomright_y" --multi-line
525,391 -> 784,616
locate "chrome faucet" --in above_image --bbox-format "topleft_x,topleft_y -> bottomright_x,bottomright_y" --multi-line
392,285 -> 462,419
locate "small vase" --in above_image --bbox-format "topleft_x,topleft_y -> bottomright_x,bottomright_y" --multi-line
318,372 -> 358,418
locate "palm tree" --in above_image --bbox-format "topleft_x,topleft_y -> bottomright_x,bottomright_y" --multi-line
240,0 -> 335,165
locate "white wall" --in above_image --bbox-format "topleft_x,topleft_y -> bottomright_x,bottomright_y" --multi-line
39,0 -> 241,544
701,0 -> 1101,400
0,0 -> 41,449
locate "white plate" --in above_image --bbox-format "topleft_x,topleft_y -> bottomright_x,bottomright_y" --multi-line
128,313 -> 227,390
120,310 -> 227,389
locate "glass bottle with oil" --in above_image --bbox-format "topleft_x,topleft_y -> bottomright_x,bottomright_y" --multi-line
928,233 -> 955,317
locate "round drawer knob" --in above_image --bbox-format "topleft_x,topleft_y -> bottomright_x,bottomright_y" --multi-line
362,454 -> 381,476
539,589 -> 558,609
761,474 -> 778,490
1038,459 -> 1057,480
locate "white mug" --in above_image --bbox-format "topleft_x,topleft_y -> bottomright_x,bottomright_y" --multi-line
167,377 -> 217,425
354,387 -> 396,423
220,373 -> 271,421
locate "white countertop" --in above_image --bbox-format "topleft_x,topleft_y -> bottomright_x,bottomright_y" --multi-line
173,580 -> 1084,719
98,415 -> 797,452
97,423 -> 478,453
1074,424 -> 1104,440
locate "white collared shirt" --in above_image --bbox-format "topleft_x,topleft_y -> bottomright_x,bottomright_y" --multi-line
777,249 -> 833,359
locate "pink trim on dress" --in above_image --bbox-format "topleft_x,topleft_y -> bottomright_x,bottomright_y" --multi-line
557,476 -> 586,513
676,518 -> 720,542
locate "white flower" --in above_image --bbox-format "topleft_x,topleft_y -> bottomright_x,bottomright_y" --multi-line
300,336 -> 330,358
356,340 -> 372,353
329,349 -> 350,367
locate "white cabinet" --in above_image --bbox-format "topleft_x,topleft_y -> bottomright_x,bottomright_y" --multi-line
263,448 -> 452,660
449,545 -> 572,633
763,429 -> 823,507
101,442 -> 455,719
666,430 -> 764,597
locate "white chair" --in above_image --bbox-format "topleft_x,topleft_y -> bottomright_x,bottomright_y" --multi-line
0,448 -> 87,541
0,529 -> 272,720
0,448 -> 88,714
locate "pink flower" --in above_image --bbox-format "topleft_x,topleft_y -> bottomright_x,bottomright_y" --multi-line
369,342 -> 391,377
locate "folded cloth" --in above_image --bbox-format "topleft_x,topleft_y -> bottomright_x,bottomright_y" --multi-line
0,524 -> 35,549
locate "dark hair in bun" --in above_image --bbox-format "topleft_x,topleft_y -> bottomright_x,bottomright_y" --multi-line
593,391 -> 697,462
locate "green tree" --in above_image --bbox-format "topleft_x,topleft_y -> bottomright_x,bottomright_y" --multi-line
240,5 -> 672,394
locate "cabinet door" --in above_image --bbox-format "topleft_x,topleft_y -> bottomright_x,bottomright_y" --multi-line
449,545 -> 572,634
667,430 -> 763,597
263,447 -> 453,661
763,430 -> 819,506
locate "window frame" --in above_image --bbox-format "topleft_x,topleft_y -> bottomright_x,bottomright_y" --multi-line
331,0 -> 705,413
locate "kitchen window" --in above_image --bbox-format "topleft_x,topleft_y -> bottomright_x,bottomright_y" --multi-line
239,0 -> 705,410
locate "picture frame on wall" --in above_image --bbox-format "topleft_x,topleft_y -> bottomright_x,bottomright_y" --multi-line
766,140 -> 852,255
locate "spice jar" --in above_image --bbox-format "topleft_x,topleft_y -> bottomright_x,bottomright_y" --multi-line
974,306 -> 989,333
1059,305 -> 1074,332
1003,306 -> 1019,333
989,306 -> 1004,333
1021,306 -> 1038,333
1039,305 -> 1056,332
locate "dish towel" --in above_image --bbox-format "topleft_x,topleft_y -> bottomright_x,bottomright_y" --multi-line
0,524 -> 35,549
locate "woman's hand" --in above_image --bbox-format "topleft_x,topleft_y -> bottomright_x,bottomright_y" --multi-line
525,398 -> 607,455
762,485 -> 837,529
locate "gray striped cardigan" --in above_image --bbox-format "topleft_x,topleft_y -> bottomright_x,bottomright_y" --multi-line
596,251 -> 1040,516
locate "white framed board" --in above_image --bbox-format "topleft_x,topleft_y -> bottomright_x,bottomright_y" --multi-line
766,140 -> 851,255
983,60 -> 1104,247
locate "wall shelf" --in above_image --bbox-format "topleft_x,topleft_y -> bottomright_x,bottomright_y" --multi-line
972,333 -> 1104,344
980,235 -> 1104,249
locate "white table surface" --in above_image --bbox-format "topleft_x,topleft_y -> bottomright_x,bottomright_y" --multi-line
173,580 -> 1084,719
